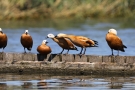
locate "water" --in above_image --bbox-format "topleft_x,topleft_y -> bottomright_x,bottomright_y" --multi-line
0,18 -> 135,89
0,18 -> 135,56
1,74 -> 135,90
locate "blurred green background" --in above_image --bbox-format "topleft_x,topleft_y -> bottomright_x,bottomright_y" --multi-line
0,0 -> 135,56
0,0 -> 135,20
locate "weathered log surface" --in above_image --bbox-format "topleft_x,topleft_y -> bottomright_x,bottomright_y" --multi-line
0,52 -> 135,75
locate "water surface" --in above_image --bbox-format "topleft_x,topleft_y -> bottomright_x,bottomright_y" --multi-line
0,18 -> 135,55
1,74 -> 135,90
0,18 -> 135,90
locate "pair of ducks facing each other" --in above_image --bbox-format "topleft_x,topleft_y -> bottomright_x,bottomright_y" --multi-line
46,33 -> 98,55
0,28 -> 127,56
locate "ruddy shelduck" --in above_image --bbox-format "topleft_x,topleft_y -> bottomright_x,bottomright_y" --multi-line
0,28 -> 8,52
20,30 -> 33,53
106,29 -> 127,55
56,33 -> 98,54
37,40 -> 51,54
47,33 -> 78,54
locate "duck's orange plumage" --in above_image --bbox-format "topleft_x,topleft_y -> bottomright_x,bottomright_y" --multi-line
0,28 -> 8,52
56,33 -> 98,54
37,40 -> 51,54
21,30 -> 33,53
47,34 -> 78,54
106,29 -> 127,55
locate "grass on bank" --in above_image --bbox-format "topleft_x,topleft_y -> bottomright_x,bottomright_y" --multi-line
0,0 -> 135,20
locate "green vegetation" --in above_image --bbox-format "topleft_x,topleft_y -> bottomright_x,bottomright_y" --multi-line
0,0 -> 135,20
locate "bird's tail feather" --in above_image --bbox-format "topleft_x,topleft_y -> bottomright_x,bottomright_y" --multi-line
123,45 -> 127,48
27,47 -> 31,51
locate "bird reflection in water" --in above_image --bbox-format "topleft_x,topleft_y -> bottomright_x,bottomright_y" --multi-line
21,82 -> 32,89
37,79 -> 47,89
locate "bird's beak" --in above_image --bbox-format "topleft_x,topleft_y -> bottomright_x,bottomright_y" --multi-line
55,35 -> 58,38
46,41 -> 48,44
0,31 -> 3,33
46,36 -> 49,39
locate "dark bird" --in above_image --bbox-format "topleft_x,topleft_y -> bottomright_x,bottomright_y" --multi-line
20,30 -> 33,53
47,33 -> 78,54
56,33 -> 98,55
37,40 -> 52,54
106,29 -> 127,56
0,28 -> 8,52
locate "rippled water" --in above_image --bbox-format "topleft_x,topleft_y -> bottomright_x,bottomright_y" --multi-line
1,74 -> 135,90
1,19 -> 135,56
0,19 -> 135,89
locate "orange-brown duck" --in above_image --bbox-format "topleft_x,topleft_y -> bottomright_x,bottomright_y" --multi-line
37,40 -> 51,54
106,29 -> 127,55
0,28 -> 8,52
20,30 -> 33,53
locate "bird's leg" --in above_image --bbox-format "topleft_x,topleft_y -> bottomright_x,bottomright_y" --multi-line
60,49 -> 64,54
79,47 -> 83,54
83,47 -> 86,55
2,48 -> 4,53
66,49 -> 69,54
117,50 -> 119,56
24,48 -> 26,53
111,49 -> 114,56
